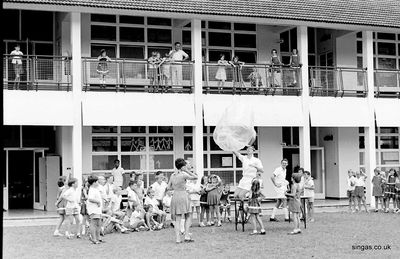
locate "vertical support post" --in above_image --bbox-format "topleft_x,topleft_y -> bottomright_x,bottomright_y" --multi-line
71,12 -> 83,186
297,26 -> 311,171
191,19 -> 204,184
363,31 -> 375,206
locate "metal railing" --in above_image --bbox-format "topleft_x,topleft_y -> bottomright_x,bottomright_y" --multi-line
374,69 -> 400,98
203,63 -> 302,95
309,66 -> 367,97
82,58 -> 193,93
3,55 -> 71,91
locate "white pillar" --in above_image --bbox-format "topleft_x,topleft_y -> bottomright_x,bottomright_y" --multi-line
191,19 -> 204,184
363,31 -> 376,206
297,26 -> 311,171
71,12 -> 83,186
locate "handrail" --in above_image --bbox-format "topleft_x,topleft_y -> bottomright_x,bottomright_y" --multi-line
3,54 -> 69,59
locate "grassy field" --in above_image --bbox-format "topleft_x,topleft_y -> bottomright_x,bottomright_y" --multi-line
3,211 -> 400,259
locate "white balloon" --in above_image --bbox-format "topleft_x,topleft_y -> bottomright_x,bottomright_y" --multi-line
213,101 -> 256,151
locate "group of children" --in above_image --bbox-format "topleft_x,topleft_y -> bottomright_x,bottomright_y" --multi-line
147,51 -> 173,92
54,171 -> 175,244
347,168 -> 400,213
214,48 -> 300,90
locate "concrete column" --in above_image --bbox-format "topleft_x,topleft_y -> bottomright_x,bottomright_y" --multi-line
363,31 -> 376,206
191,19 -> 204,184
297,26 -> 311,171
71,12 -> 83,186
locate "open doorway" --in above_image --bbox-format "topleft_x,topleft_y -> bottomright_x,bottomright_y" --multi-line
8,150 -> 34,209
282,147 -> 300,184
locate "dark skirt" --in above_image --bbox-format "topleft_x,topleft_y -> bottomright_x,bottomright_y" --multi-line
354,186 -> 365,198
288,197 -> 301,213
248,198 -> 261,214
207,189 -> 220,205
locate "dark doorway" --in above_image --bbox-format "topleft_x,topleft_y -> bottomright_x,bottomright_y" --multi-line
282,148 -> 300,185
8,150 -> 34,209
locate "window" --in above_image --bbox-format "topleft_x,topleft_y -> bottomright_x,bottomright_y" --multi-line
147,29 -> 172,44
208,21 -> 231,30
3,9 -> 19,40
91,44 -> 116,58
147,17 -> 171,26
182,30 -> 191,45
234,34 -> 256,48
91,25 -> 116,41
120,27 -> 144,42
282,127 -> 299,146
91,14 -> 116,23
377,33 -> 396,40
377,42 -> 396,56
119,46 -> 144,59
209,32 -> 231,47
234,51 -> 256,63
91,126 -> 175,187
120,16 -> 144,24
234,23 -> 256,31
21,11 -> 53,41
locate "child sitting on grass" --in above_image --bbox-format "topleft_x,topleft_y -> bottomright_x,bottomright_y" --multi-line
128,205 -> 149,231
143,204 -> 163,231
145,189 -> 167,228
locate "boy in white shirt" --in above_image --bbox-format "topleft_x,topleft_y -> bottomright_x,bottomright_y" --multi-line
303,171 -> 315,222
62,178 -> 81,239
110,186 -> 124,219
145,189 -> 166,227
150,171 -> 168,210
126,181 -> 140,217
354,170 -> 368,212
87,175 -> 103,244
347,170 -> 356,212
129,205 -> 149,231
10,44 -> 23,87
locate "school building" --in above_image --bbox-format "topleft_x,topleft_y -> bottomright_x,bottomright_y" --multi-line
2,0 -> 400,211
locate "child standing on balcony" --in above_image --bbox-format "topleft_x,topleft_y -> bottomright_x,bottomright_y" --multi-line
10,44 -> 23,89
215,54 -> 229,91
148,51 -> 161,92
289,49 -> 300,86
96,49 -> 111,87
248,66 -> 263,89
160,53 -> 171,92
229,56 -> 245,91
270,49 -> 282,87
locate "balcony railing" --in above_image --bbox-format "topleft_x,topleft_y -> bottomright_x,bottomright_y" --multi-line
202,63 -> 301,96
3,55 -> 71,91
82,58 -> 193,93
309,66 -> 367,97
375,69 -> 400,98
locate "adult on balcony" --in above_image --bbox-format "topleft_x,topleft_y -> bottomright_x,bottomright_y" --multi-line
169,42 -> 189,87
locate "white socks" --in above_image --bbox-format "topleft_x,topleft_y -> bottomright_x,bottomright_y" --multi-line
283,208 -> 289,219
271,207 -> 278,218
180,219 -> 185,233
271,207 -> 289,219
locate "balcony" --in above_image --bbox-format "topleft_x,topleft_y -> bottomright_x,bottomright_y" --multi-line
3,55 -> 71,91
202,63 -> 302,96
82,58 -> 193,93
309,66 -> 367,97
374,69 -> 400,98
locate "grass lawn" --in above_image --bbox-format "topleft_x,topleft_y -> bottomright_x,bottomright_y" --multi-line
3,211 -> 400,259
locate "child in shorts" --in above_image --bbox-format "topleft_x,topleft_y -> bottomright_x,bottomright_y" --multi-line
303,171 -> 315,222
129,205 -> 149,231
54,176 -> 67,237
87,175 -> 104,244
354,170 -> 368,212
219,184 -> 232,222
187,179 -> 201,226
62,178 -> 81,239
347,170 -> 356,212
